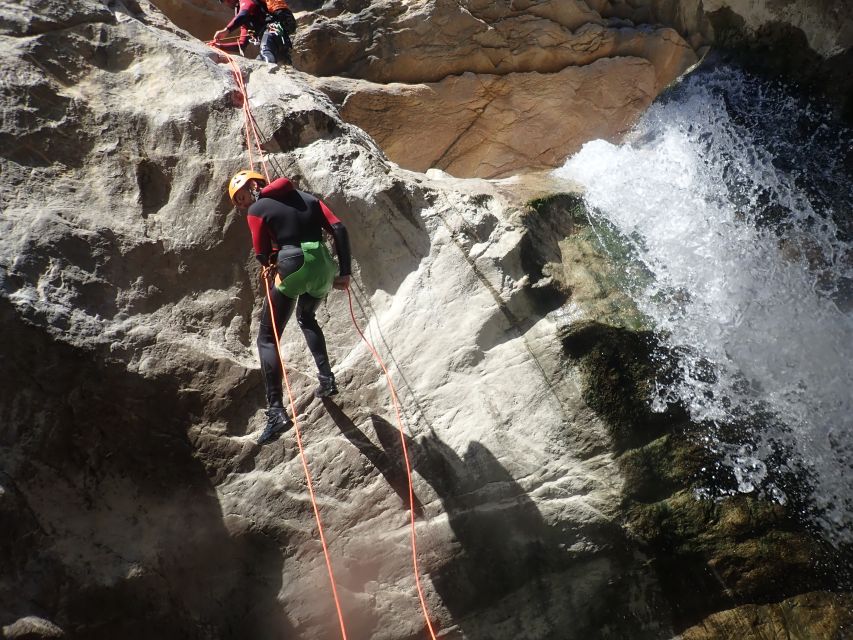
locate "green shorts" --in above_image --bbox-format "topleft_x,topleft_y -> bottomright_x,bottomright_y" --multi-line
275,241 -> 337,299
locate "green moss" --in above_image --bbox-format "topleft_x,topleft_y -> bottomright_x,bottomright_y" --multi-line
625,489 -> 842,626
542,189 -> 849,631
526,192 -> 654,330
561,321 -> 686,452
526,192 -> 588,223
681,591 -> 853,640
620,435 -> 708,503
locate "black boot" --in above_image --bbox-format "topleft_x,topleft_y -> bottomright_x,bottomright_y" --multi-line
314,375 -> 338,399
257,405 -> 293,444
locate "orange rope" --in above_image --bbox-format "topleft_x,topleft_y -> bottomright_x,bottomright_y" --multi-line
346,288 -> 438,640
209,40 -> 346,638
263,268 -> 349,640
207,43 -> 271,182
210,40 -> 435,638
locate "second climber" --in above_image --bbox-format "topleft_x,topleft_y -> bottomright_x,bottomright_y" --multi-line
213,0 -> 296,65
228,170 -> 352,445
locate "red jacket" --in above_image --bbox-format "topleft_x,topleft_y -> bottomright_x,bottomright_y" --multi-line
224,0 -> 265,36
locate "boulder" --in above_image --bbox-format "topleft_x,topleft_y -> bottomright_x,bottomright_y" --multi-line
299,0 -> 698,177
2,617 -> 65,640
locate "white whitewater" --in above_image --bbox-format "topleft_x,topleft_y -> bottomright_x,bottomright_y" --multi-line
555,64 -> 853,542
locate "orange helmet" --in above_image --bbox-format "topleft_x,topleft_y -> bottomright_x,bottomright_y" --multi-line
228,170 -> 266,203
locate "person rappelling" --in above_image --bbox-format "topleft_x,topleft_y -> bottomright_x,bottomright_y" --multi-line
228,170 -> 352,445
212,0 -> 296,65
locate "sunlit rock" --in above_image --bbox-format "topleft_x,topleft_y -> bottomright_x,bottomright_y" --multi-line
299,0 -> 698,177
1,0 -> 850,638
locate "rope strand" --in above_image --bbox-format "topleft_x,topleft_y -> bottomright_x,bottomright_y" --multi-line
263,268 -> 349,640
346,288 -> 438,640
208,43 -> 271,180
210,42 -> 347,638
209,42 -> 433,638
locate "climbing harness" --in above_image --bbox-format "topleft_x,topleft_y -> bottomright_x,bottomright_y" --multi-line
268,20 -> 285,40
209,41 -> 437,639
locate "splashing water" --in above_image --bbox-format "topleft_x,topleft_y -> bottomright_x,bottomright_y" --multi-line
555,64 -> 853,542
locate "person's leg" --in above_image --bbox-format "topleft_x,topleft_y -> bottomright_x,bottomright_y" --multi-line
268,10 -> 294,64
280,9 -> 295,53
256,285 -> 297,443
280,9 -> 296,34
257,285 -> 296,408
259,245 -> 305,404
258,28 -> 279,63
296,294 -> 338,396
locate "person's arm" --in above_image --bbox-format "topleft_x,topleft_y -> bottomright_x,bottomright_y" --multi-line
217,0 -> 259,36
318,200 -> 351,288
213,25 -> 249,50
246,211 -> 275,265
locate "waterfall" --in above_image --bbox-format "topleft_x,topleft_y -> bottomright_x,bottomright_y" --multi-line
555,63 -> 853,542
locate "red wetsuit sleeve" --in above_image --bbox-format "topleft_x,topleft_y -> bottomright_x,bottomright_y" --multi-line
226,0 -> 259,32
318,200 -> 342,233
247,214 -> 273,261
319,200 -> 351,276
215,26 -> 249,50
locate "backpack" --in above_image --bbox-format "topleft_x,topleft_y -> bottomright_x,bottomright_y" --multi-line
261,0 -> 289,14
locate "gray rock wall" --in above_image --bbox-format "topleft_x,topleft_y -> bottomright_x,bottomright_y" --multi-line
2,0 -> 851,639
1,1 -> 659,637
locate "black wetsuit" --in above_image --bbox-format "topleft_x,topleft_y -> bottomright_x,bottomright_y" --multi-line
247,178 -> 351,406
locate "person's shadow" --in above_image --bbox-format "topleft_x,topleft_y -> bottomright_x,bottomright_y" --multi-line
322,399 -> 424,517
322,398 -> 646,639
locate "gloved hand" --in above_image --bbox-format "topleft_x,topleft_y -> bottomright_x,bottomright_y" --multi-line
333,275 -> 351,290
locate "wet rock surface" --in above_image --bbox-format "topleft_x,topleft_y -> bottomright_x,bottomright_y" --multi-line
531,195 -> 853,639
680,591 -> 853,640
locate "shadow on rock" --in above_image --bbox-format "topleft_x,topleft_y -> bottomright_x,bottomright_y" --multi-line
0,298 -> 296,640
327,409 -> 656,639
322,399 -> 424,517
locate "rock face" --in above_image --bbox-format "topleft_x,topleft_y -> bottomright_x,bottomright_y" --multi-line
151,0 -> 852,177
703,0 -> 852,58
2,1 -> 851,640
147,0 -> 231,43
297,0 -> 698,178
702,0 -> 853,119
313,57 -> 662,178
0,1 -> 649,637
